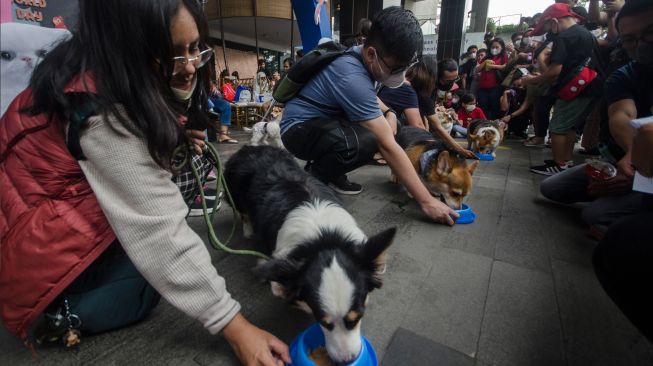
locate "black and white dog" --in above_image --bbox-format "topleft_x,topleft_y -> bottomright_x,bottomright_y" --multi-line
224,145 -> 396,363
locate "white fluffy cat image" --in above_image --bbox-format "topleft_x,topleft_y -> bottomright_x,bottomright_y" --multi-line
1,23 -> 70,116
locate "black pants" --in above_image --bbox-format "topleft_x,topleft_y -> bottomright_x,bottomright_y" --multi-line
534,95 -> 555,138
281,118 -> 378,182
593,209 -> 653,342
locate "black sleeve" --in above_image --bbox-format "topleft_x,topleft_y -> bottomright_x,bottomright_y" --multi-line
418,94 -> 436,116
549,37 -> 568,66
604,65 -> 635,107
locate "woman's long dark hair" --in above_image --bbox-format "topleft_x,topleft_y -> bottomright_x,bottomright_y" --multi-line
26,0 -> 211,170
406,55 -> 437,97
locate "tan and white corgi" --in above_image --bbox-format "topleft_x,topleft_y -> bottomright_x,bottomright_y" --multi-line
395,126 -> 478,209
467,119 -> 504,157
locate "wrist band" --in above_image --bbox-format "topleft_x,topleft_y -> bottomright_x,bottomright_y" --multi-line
384,108 -> 397,117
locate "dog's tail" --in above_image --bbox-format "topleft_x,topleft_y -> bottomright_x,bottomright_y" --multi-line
242,126 -> 253,132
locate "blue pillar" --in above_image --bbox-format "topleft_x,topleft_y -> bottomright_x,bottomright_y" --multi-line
292,0 -> 332,52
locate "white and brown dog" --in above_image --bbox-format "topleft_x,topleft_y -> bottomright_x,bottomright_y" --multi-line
467,119 -> 504,157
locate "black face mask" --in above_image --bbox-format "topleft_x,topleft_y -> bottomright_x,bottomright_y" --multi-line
438,80 -> 455,91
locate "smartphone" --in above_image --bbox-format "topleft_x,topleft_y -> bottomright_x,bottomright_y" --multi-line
519,68 -> 530,75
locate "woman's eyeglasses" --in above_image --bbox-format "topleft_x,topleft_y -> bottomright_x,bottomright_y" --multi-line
172,48 -> 214,75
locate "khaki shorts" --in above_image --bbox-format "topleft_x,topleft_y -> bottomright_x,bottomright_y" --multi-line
549,96 -> 595,135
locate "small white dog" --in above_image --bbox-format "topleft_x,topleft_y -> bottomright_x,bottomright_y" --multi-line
243,121 -> 284,148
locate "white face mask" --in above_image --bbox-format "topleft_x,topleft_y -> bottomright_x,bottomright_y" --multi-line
374,51 -> 406,88
465,104 -> 476,112
171,77 -> 197,101
452,97 -> 460,104
490,48 -> 501,56
437,89 -> 447,98
591,29 -> 603,38
470,52 -> 477,59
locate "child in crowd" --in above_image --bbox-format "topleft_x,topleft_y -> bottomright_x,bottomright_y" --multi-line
454,93 -> 487,136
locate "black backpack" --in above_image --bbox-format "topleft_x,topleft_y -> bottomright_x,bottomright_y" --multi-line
272,41 -> 359,103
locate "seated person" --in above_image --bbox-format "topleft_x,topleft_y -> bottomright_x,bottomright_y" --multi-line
209,81 -> 237,143
280,7 -> 459,225
456,92 -> 487,136
539,0 -> 653,239
500,71 -> 531,138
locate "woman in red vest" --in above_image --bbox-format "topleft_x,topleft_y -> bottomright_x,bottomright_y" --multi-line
0,1 -> 289,365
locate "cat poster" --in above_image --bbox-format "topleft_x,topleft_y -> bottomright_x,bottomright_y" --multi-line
1,0 -> 73,115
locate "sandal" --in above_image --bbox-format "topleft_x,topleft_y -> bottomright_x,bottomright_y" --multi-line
523,137 -> 545,147
218,132 -> 238,144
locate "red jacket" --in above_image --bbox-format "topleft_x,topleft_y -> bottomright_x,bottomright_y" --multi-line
0,76 -> 116,342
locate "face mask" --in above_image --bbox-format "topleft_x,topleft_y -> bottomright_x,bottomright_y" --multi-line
521,37 -> 532,47
374,52 -> 406,88
171,77 -> 197,101
452,97 -> 460,104
438,80 -> 455,91
490,48 -> 501,56
465,104 -> 476,112
635,42 -> 653,67
437,89 -> 447,98
470,52 -> 477,59
591,29 -> 603,38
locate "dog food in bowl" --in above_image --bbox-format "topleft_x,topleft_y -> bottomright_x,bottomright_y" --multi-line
309,347 -> 336,366
288,323 -> 377,366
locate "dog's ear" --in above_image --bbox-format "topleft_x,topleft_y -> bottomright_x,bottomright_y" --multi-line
361,227 -> 397,288
467,160 -> 479,175
252,258 -> 303,283
436,151 -> 452,175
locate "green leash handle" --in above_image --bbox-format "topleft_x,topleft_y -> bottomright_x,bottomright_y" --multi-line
181,142 -> 271,260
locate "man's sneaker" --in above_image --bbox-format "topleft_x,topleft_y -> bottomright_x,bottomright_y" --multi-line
530,161 -> 569,176
328,175 -> 363,195
188,192 -> 222,217
544,159 -> 574,167
206,170 -> 217,182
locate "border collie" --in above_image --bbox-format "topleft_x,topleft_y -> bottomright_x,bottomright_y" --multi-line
224,145 -> 396,363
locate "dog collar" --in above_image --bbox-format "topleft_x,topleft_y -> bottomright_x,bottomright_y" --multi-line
419,148 -> 439,178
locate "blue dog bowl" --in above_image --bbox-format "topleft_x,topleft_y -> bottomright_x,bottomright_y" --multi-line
288,323 -> 377,366
476,153 -> 494,161
454,203 -> 476,224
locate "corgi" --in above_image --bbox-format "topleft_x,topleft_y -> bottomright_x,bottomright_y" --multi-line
224,145 -> 396,363
395,126 -> 478,209
242,120 -> 284,148
467,119 -> 504,157
435,106 -> 458,134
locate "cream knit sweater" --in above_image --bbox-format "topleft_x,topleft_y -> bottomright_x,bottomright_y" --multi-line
77,113 -> 240,334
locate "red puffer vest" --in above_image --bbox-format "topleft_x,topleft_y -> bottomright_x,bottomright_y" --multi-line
0,75 -> 116,342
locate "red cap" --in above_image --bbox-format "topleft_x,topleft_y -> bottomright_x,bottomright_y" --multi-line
530,3 -> 583,36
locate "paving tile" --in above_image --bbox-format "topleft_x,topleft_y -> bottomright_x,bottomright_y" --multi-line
399,248 -> 493,356
476,261 -> 565,366
552,260 -> 653,366
381,328 -> 475,366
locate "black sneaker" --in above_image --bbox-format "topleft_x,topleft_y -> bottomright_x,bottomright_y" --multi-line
530,161 -> 569,176
328,175 -> 363,195
188,191 -> 222,217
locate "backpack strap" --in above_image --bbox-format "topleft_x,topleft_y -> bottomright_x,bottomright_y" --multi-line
67,101 -> 98,160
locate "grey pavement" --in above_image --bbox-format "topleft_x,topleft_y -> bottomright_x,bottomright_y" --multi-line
2,133 -> 652,366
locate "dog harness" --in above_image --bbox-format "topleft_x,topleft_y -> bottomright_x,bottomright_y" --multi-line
419,147 -> 440,178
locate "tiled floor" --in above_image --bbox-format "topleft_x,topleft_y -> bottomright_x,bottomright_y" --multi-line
2,134 -> 652,366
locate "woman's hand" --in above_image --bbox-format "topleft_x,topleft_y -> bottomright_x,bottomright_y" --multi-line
223,314 -> 291,366
458,147 -> 479,160
186,129 -> 206,155
420,196 -> 458,226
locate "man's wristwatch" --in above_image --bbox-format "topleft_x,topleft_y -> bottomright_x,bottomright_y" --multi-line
384,108 -> 397,117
